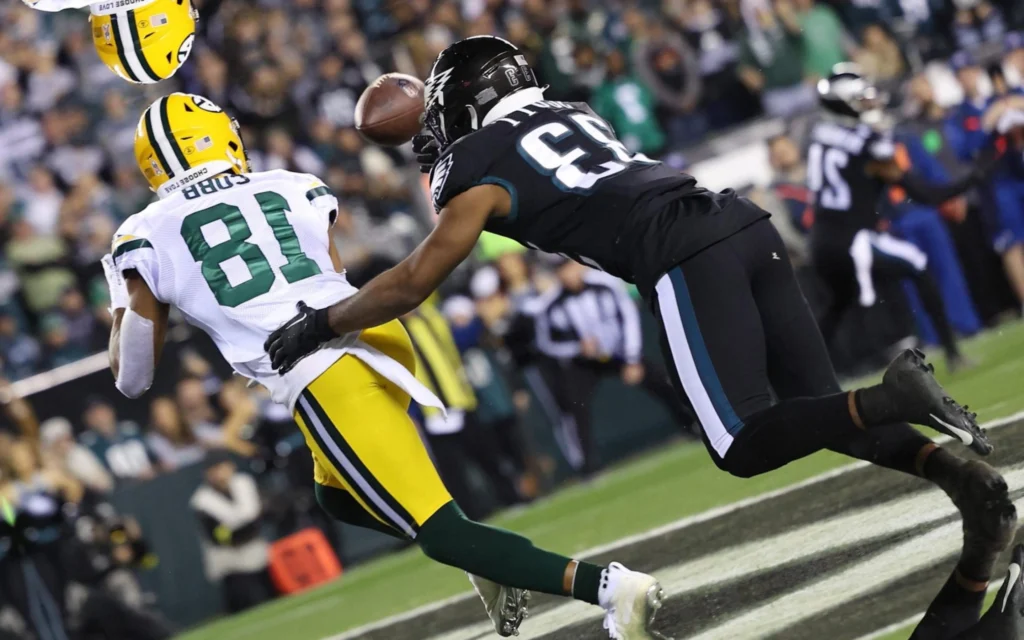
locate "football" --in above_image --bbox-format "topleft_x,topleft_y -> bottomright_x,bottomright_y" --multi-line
354,73 -> 425,147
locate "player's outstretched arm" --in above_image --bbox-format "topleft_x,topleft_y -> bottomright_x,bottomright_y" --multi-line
107,268 -> 169,398
326,186 -> 499,332
265,185 -> 503,373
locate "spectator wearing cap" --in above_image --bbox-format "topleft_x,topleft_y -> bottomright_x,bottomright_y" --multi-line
78,396 -> 158,483
189,452 -> 274,614
737,0 -> 818,119
38,416 -> 113,495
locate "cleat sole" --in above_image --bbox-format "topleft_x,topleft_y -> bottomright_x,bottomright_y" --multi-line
646,585 -> 674,640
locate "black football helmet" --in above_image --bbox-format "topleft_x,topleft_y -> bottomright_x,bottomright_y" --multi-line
817,63 -> 888,123
424,36 -> 539,149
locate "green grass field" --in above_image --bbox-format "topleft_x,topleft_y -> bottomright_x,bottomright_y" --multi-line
179,322 -> 1024,640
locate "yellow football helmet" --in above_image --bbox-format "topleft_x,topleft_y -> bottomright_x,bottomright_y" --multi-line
135,93 -> 249,195
90,0 -> 197,84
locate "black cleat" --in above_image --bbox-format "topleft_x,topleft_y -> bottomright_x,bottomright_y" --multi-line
946,461 -> 1018,581
953,544 -> 1024,639
882,349 -> 992,455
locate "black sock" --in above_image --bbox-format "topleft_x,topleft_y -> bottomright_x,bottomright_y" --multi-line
920,447 -> 965,494
910,572 -> 986,639
854,384 -> 903,427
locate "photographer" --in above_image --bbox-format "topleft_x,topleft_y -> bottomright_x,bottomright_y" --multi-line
190,453 -> 274,614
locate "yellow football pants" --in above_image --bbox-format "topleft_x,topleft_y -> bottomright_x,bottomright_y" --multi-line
293,320 -> 451,539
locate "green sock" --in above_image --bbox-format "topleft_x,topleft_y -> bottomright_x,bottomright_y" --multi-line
572,561 -> 604,605
418,501 -> 603,603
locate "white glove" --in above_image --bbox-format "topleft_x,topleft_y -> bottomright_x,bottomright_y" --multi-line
101,253 -> 130,312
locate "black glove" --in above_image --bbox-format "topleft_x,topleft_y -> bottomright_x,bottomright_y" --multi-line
412,133 -> 440,174
264,302 -> 336,374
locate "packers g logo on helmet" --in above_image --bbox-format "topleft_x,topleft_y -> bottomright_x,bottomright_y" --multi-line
90,0 -> 198,84
135,93 -> 249,195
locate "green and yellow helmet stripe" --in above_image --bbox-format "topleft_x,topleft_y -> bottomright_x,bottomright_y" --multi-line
159,96 -> 190,170
109,11 -> 160,83
143,102 -> 172,174
126,10 -> 160,82
109,11 -> 140,83
144,96 -> 189,176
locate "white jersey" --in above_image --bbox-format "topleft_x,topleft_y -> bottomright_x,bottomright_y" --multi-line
112,169 -> 441,411
22,0 -> 152,13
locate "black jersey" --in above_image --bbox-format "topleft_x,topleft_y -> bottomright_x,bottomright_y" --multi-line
429,100 -> 762,296
807,118 -> 896,231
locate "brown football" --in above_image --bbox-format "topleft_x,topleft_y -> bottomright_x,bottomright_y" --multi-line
355,73 -> 425,146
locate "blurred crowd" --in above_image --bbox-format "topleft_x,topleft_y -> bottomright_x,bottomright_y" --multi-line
2,0 -> 1024,633
1,0 -> 1022,380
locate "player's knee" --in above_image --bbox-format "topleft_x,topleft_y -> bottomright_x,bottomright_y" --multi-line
717,442 -> 766,479
719,457 -> 761,479
417,501 -> 468,562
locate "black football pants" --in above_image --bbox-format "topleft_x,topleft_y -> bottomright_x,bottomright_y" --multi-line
647,215 -> 932,478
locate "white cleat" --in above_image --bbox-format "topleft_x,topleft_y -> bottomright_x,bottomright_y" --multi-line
468,574 -> 531,637
599,563 -> 670,639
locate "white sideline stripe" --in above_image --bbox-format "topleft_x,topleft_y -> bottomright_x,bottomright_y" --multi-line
856,615 -> 924,640
430,467 -> 1024,640
10,352 -> 108,398
325,409 -> 1024,640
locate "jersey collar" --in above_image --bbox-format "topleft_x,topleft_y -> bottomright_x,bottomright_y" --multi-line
482,87 -> 546,127
156,160 -> 234,199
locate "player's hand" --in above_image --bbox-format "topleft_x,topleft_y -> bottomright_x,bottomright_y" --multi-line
264,301 -> 336,374
621,362 -> 645,386
413,133 -> 440,174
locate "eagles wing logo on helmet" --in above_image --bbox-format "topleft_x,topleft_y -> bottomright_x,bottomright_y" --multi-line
425,67 -> 454,109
